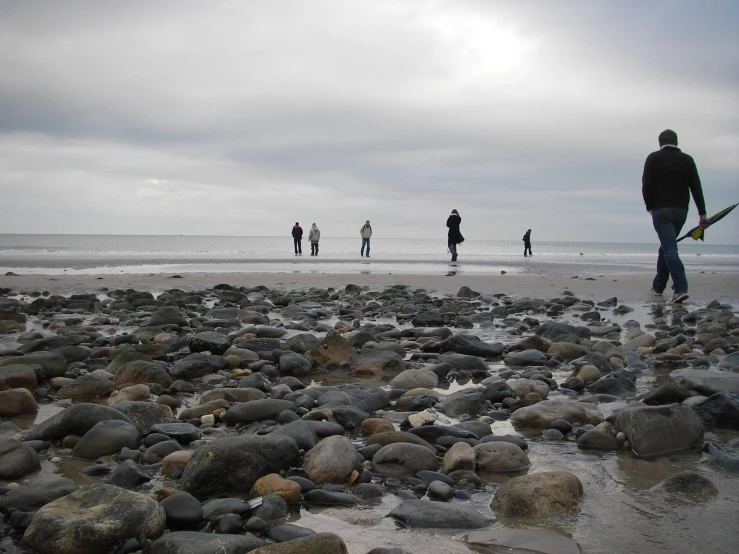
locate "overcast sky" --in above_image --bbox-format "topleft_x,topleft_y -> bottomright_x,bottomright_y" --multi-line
0,0 -> 737,244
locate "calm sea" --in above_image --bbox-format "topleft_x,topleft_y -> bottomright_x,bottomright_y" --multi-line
0,234 -> 737,276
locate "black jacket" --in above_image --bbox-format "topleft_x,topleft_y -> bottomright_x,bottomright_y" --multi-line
291,225 -> 303,240
523,231 -> 531,244
446,214 -> 463,244
642,146 -> 706,214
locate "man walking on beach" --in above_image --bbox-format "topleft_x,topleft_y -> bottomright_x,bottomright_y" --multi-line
523,229 -> 532,257
642,129 -> 707,303
360,220 -> 372,257
292,222 -> 303,256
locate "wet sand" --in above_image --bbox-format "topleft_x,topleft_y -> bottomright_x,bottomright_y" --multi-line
2,269 -> 738,305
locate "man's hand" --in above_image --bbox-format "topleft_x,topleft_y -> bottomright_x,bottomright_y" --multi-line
699,214 -> 708,228
648,210 -> 653,215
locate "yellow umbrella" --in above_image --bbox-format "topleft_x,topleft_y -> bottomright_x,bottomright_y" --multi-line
677,203 -> 738,242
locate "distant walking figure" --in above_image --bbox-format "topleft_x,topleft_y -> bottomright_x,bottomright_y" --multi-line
446,209 -> 463,262
523,229 -> 532,256
292,222 -> 303,256
308,223 -> 320,256
642,129 -> 707,304
360,220 -> 372,257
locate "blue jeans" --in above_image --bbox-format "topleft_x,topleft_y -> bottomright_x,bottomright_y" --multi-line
361,238 -> 370,256
652,207 -> 688,293
448,241 -> 457,258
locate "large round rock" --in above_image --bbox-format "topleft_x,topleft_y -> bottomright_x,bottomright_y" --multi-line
181,435 -> 300,500
301,435 -> 362,485
223,399 -> 297,425
149,531 -> 267,554
491,471 -> 583,517
473,442 -> 530,473
22,483 -> 166,554
509,398 -> 604,427
371,443 -> 440,477
25,403 -> 135,441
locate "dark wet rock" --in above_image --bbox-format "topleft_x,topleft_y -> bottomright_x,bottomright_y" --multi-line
267,523 -> 316,542
351,482 -> 384,501
105,459 -> 151,488
479,434 -> 528,451
542,428 -> 563,440
148,531 -> 267,554
304,490 -> 360,507
248,532 -> 348,553
467,528 -> 582,554
114,361 -> 173,388
549,419 -> 573,434
492,471 -> 583,517
576,429 -> 619,450
439,334 -> 504,359
481,380 -> 516,403
366,431 -> 436,452
680,369 -> 739,395
73,420 -> 140,459
272,420 -> 318,451
201,498 -> 251,521
111,401 -> 176,434
349,350 -> 404,377
389,369 -> 438,390
0,388 -> 38,416
148,306 -> 187,327
308,330 -> 353,366
170,353 -> 228,380
0,439 -> 40,480
278,352 -> 313,377
181,435 -> 300,500
26,403 -> 134,441
438,389 -> 487,417
387,499 -> 491,529
57,374 -> 116,400
188,331 -> 232,355
473,442 -> 530,472
0,352 -> 67,379
106,348 -> 154,375
22,483 -> 165,554
215,513 -> 243,534
504,349 -> 547,366
148,422 -> 202,444
615,404 -> 703,457
427,480 -> 453,501
238,372 -> 272,392
160,492 -> 203,529
437,353 -> 488,372
585,370 -> 636,396
142,439 -> 182,463
251,494 -> 289,523
642,382 -> 695,405
691,392 -> 739,429
653,470 -> 718,497
339,383 -> 391,412
0,478 -> 78,514
0,364 -> 37,392
371,443 -> 440,477
224,399 -> 297,425
301,435 -> 362,485
408,425 -> 476,444
412,310 -> 444,327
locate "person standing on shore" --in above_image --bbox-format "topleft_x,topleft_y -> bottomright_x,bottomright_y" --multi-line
446,209 -> 463,262
360,220 -> 372,257
308,223 -> 320,256
523,229 -> 532,257
291,222 -> 303,256
642,129 -> 707,303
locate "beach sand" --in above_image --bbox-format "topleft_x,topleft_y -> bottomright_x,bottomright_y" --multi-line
2,269 -> 737,304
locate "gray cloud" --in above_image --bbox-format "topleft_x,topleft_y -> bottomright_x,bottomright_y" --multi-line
0,0 -> 737,243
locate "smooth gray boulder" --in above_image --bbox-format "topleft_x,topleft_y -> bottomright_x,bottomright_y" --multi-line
301,435 -> 362,485
25,403 -> 134,441
223,399 -> 297,425
73,420 -> 140,459
148,531 -> 267,554
387,499 -> 491,529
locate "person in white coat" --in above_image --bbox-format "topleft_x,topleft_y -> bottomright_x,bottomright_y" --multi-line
308,223 -> 321,256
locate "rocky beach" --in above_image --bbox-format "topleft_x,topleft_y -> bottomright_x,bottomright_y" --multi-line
0,271 -> 738,554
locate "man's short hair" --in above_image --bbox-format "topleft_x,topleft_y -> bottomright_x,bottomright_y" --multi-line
658,129 -> 678,146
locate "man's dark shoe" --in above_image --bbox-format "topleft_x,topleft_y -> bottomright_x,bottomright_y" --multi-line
670,292 -> 689,304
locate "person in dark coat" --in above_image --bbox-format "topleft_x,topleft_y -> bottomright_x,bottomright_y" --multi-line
642,129 -> 707,303
291,222 -> 303,256
446,209 -> 463,262
523,229 -> 532,257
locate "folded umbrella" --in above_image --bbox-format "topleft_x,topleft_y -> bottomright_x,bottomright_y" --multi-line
677,203 -> 738,242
